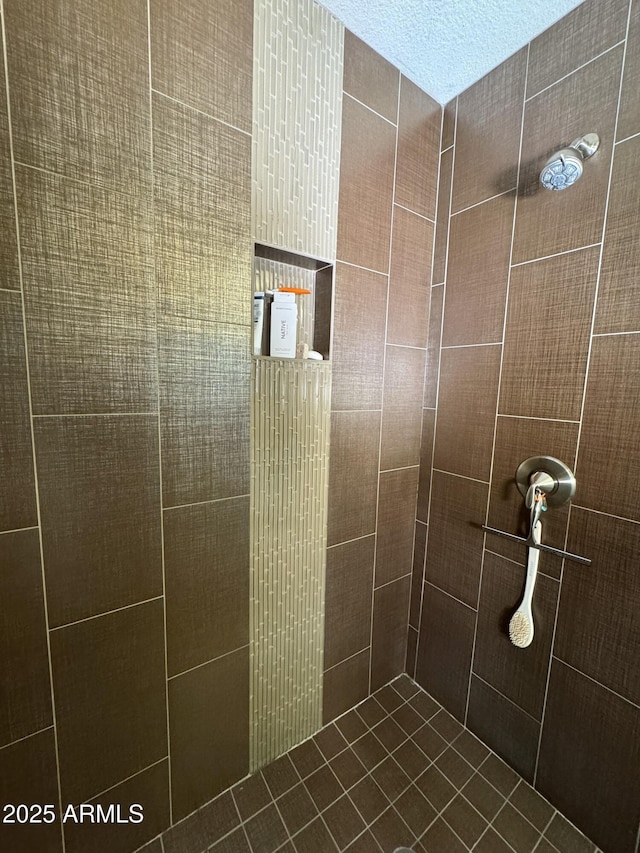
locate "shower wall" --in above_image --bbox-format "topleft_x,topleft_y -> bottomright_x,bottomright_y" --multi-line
411,0 -> 640,850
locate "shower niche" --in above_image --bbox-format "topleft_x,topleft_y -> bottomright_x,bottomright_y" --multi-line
253,243 -> 333,361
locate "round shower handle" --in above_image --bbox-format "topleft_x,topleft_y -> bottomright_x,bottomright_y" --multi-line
515,456 -> 576,509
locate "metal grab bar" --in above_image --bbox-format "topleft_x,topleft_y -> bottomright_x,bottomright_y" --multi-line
481,524 -> 591,565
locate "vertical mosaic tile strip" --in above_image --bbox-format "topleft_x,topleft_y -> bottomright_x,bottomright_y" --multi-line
250,358 -> 332,769
253,0 -> 344,261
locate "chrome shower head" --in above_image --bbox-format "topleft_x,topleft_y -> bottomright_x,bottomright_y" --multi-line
539,133 -> 600,191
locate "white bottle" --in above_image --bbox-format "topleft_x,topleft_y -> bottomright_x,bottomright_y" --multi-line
270,292 -> 297,358
253,292 -> 265,356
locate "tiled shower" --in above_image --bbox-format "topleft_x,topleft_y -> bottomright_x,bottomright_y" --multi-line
0,0 -> 638,852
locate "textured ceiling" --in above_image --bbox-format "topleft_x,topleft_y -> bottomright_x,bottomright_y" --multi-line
319,0 -> 586,104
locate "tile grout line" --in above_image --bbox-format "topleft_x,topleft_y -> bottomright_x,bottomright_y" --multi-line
167,644 -> 250,682
510,241 -> 603,268
552,654 -> 640,710
450,186 -> 516,218
393,200 -> 436,224
334,258 -> 389,278
150,88 -> 252,137
342,89 -> 398,128
533,0 -> 634,788
471,672 -> 541,724
48,595 -> 165,633
441,341 -> 502,350
368,70 -> 401,695
146,0 -> 173,827
424,580 -> 477,613
525,38 -> 625,102
0,4 -> 67,850
415,94 -> 457,683
432,467 -> 490,485
0,724 -> 54,753
163,493 -> 249,512
465,40 -> 530,726
326,531 -> 376,550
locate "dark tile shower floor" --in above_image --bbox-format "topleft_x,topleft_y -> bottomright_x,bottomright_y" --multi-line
147,675 -> 602,853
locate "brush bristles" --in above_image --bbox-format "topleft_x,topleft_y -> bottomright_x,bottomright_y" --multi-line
509,611 -> 533,647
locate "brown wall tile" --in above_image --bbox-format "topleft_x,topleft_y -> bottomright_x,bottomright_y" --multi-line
325,536 -> 375,670
395,77 -> 441,219
159,317 -> 250,508
387,207 -> 433,348
425,472 -> 488,608
5,0 -> 150,194
433,148 -> 453,285
594,135 -> 640,334
375,467 -> 419,587
152,94 -> 251,325
337,95 -> 396,272
343,30 -> 399,122
526,0 -> 629,98
0,292 -> 37,531
0,56 -> 19,291
467,676 -> 539,782
452,49 -> 526,213
423,286 -> 443,408
164,496 -> 249,677
371,577 -> 411,692
327,410 -> 380,547
410,522 -> 427,628
169,647 -> 248,822
617,0 -> 640,141
556,508 -> 640,705
150,0 -> 253,131
442,99 -> 456,151
323,649 -> 370,724
473,552 -> 558,720
537,660 -> 640,853
513,47 -> 623,263
487,416 -> 579,579
50,600 -> 167,804
415,584 -> 476,721
575,333 -> 640,520
406,627 -> 418,678
0,729 -> 62,853
380,346 -> 426,471
35,416 -> 162,628
443,193 -> 514,346
416,409 -> 435,522
0,529 -> 52,747
434,344 -> 501,481
499,247 -> 598,420
331,263 -> 387,411
17,167 -> 156,415
64,761 -> 170,853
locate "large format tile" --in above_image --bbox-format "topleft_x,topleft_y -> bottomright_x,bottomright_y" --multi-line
594,134 -> 640,333
387,206 -> 433,348
150,0 -> 253,131
323,648 -> 370,724
425,471 -> 488,608
443,192 -> 514,346
169,646 -> 248,821
327,410 -> 380,546
452,49 -> 527,212
331,262 -> 387,411
5,0 -> 150,194
343,29 -> 399,122
0,729 -> 62,853
371,577 -> 411,692
375,467 -> 419,587
380,346 -> 426,471
467,676 -> 540,782
473,552 -> 558,720
395,77 -> 440,219
50,600 -> 167,804
556,508 -> 640,705
433,344 -> 501,481
325,536 -> 375,670
416,409 -> 435,523
159,317 -> 250,507
423,286 -> 443,409
152,93 -> 251,325
415,584 -> 476,721
0,530 -> 52,747
499,247 -> 598,421
410,522 -> 427,628
575,333 -> 640,520
17,167 -> 156,415
35,416 -> 162,627
0,292 -> 37,531
526,0 -> 629,98
537,659 -> 640,853
617,0 -> 640,141
164,496 -> 249,677
337,95 -> 396,272
513,47 -> 623,263
0,56 -> 19,291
